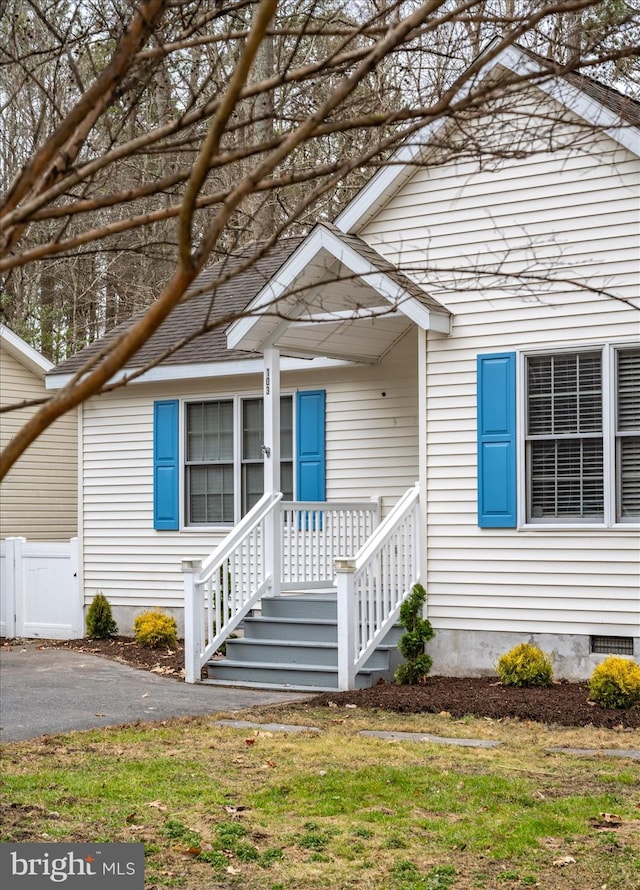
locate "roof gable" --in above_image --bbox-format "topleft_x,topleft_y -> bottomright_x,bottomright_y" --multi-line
335,43 -> 640,235
227,223 -> 450,359
1,324 -> 52,379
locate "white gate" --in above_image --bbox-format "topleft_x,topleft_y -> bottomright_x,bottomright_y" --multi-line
0,537 -> 82,639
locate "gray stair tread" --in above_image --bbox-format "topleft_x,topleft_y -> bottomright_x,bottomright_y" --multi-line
228,639 -> 337,649
244,616 -> 337,625
208,658 -> 380,675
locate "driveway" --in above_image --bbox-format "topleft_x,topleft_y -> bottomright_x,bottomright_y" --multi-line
0,641 -> 310,742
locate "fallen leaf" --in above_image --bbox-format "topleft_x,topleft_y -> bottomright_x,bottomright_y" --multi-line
226,866 -> 240,875
180,846 -> 201,859
125,812 -> 138,824
223,805 -> 248,816
553,856 -> 576,867
147,800 -> 167,811
345,704 -> 357,710
590,812 -> 623,829
245,738 -> 256,746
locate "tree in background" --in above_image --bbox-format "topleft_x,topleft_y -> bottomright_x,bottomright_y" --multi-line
1,0 -> 638,480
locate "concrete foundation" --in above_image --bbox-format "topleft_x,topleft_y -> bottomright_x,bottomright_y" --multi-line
427,629 -> 640,681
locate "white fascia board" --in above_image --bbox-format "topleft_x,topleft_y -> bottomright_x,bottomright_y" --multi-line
1,323 -> 52,378
227,226 -> 328,349
45,355 -> 353,390
334,44 -> 638,234
229,222 -> 449,351
316,225 -> 449,332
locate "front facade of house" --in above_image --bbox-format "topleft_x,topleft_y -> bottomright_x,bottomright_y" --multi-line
48,47 -> 639,683
73,335 -> 420,631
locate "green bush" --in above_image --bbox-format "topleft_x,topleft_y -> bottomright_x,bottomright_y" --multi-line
133,609 -> 178,649
85,593 -> 118,639
394,583 -> 435,685
589,656 -> 640,709
496,643 -> 553,687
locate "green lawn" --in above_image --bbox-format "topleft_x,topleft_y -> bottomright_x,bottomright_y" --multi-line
1,705 -> 639,889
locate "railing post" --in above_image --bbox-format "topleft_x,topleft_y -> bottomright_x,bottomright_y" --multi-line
182,559 -> 203,684
335,557 -> 356,691
2,536 -> 25,638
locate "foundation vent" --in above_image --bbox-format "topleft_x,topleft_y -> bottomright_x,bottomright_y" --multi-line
590,636 -> 634,656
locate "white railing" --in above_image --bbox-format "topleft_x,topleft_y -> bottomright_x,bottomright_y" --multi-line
182,494 -> 380,683
182,492 -> 283,683
335,483 -> 420,691
279,500 -> 379,590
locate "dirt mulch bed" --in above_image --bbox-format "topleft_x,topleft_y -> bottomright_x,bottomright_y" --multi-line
311,677 -> 640,730
37,636 -> 640,730
44,636 -> 186,678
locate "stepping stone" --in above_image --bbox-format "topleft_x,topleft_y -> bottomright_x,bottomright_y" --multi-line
359,729 -> 501,748
214,719 -> 320,733
546,746 -> 640,760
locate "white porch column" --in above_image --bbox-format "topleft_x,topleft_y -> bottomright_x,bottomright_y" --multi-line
417,328 -> 428,585
263,347 -> 281,494
182,559 -> 203,684
263,348 -> 281,596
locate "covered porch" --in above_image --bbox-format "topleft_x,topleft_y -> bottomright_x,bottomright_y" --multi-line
182,225 -> 451,690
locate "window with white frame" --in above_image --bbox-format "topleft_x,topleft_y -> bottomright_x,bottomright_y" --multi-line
185,395 -> 293,525
525,345 -> 639,524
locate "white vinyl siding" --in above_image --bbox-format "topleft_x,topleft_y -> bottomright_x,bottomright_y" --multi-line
0,345 -> 77,541
79,332 -> 418,621
361,98 -> 640,638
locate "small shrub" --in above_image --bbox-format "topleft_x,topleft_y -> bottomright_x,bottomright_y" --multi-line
394,583 -> 435,685
134,609 -> 178,648
85,593 -> 118,639
496,643 -> 553,687
589,656 -> 640,709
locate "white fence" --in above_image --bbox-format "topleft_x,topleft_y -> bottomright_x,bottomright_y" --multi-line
0,536 -> 82,639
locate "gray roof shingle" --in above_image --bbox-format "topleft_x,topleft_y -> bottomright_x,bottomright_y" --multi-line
51,239 -> 305,376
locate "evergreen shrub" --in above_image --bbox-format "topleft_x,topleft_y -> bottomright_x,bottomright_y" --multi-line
589,656 -> 640,709
85,593 -> 118,639
134,609 -> 178,648
496,643 -> 553,687
394,583 -> 435,685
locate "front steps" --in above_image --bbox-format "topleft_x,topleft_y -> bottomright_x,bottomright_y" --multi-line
204,592 -> 402,691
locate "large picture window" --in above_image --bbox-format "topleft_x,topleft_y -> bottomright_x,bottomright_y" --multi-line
185,395 -> 293,525
525,346 -> 639,524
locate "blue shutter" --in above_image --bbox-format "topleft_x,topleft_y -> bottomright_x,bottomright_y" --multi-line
296,390 -> 326,501
153,400 -> 179,530
477,353 -> 517,528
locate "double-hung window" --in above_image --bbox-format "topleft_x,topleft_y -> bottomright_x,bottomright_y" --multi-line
524,345 -> 639,524
477,345 -> 639,529
185,395 -> 293,525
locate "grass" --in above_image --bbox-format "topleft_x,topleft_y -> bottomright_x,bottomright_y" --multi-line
1,704 -> 639,889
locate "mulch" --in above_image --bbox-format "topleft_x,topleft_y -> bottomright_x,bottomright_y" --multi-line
37,636 -> 640,730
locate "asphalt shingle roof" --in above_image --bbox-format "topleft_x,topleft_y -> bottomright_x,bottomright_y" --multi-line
51,239 -> 305,375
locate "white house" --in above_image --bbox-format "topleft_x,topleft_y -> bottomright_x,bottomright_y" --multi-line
47,45 -> 640,688
1,324 -> 77,541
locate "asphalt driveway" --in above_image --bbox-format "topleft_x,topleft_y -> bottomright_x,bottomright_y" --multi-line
0,641 -> 309,742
